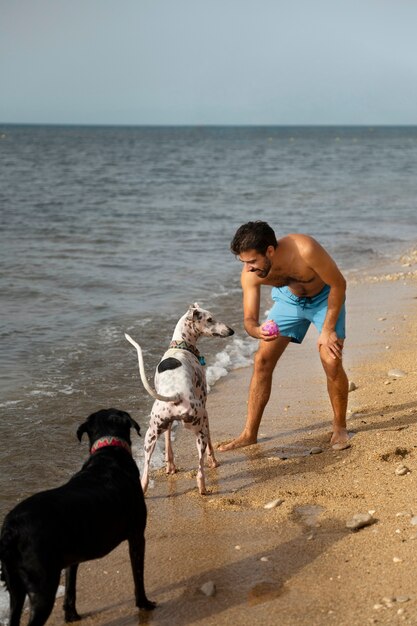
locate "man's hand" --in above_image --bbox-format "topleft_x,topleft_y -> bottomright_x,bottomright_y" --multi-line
318,329 -> 343,359
258,325 -> 280,342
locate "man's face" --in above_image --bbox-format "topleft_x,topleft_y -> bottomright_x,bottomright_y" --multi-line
238,248 -> 272,278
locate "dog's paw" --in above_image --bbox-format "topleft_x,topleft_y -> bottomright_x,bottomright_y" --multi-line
64,609 -> 82,622
165,463 -> 177,475
137,598 -> 157,611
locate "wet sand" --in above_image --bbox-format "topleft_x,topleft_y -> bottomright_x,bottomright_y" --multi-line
27,254 -> 417,626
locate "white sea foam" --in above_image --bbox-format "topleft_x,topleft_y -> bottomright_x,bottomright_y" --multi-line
29,390 -> 56,397
58,385 -> 79,396
0,400 -> 22,408
207,336 -> 256,390
98,325 -> 122,341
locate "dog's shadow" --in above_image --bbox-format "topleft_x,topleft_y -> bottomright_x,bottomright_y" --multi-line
92,517 -> 346,626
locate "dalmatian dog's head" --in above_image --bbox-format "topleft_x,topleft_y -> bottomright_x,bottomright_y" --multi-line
186,303 -> 234,338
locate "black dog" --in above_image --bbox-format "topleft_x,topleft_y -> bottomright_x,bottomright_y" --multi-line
0,408 -> 155,626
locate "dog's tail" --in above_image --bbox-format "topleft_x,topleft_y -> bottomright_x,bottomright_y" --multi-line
125,333 -> 181,403
1,529 -> 23,593
0,526 -> 17,582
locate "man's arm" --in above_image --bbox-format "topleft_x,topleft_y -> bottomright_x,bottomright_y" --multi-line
241,271 -> 276,341
241,270 -> 261,338
300,236 -> 346,358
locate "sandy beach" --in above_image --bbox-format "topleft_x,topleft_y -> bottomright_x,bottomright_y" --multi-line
20,251 -> 417,626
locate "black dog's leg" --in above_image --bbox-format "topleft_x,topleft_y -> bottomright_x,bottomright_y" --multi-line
64,564 -> 81,622
27,572 -> 60,626
128,535 -> 156,611
5,567 -> 26,626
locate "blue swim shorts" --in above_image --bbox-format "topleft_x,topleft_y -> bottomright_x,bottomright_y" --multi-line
269,284 -> 346,344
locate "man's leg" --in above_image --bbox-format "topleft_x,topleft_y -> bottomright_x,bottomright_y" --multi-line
319,343 -> 350,449
218,336 -> 291,451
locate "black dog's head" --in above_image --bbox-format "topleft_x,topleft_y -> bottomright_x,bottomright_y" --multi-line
77,408 -> 141,450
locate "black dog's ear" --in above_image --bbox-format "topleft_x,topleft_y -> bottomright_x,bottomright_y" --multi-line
128,415 -> 141,437
76,421 -> 89,442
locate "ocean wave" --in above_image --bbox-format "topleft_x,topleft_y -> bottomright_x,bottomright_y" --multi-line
0,400 -> 22,408
29,390 -> 56,397
207,335 -> 256,390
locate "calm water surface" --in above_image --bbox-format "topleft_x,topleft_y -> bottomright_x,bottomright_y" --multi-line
1,124 -> 417,523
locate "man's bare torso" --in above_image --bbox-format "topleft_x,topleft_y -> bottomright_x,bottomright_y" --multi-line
254,235 -> 326,297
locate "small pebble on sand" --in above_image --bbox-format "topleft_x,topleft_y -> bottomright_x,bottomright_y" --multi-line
264,498 -> 284,509
348,381 -> 357,392
310,447 -> 323,455
388,369 -> 407,378
200,581 -> 216,597
346,512 -> 376,531
395,465 -> 410,476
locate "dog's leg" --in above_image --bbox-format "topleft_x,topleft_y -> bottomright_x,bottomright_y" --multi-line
4,566 -> 26,626
195,427 -> 208,495
63,564 -> 81,622
141,424 -> 159,494
27,571 -> 60,626
164,424 -> 176,475
128,535 -> 156,611
203,411 -> 219,469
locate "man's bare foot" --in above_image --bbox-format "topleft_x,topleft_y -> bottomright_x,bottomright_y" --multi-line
217,433 -> 257,451
330,427 -> 351,450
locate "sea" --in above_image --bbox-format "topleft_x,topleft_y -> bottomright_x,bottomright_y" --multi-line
1,125 -> 417,616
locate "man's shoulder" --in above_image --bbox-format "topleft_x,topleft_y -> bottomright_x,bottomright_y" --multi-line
283,233 -> 317,245
283,233 -> 322,255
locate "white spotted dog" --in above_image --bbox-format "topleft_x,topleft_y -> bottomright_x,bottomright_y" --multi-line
125,303 -> 234,495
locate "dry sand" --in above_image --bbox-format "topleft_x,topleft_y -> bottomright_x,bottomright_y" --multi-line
36,254 -> 417,626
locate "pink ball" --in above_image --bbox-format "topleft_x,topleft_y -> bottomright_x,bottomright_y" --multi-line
261,320 -> 280,336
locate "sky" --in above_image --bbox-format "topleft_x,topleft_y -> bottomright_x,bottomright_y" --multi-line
1,0 -> 417,126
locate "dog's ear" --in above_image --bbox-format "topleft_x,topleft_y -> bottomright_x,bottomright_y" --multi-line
187,303 -> 203,321
76,421 -> 89,442
192,308 -> 203,321
128,415 -> 141,437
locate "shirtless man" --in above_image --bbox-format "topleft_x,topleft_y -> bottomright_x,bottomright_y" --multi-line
219,221 -> 350,452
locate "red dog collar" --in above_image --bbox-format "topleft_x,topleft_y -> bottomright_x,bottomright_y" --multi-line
90,436 -> 131,455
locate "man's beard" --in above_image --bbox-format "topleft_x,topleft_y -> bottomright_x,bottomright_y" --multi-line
254,257 -> 271,278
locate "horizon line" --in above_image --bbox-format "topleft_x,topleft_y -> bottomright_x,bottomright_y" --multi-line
1,122 -> 417,129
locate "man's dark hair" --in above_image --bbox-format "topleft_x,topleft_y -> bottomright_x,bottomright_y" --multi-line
230,221 -> 277,256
